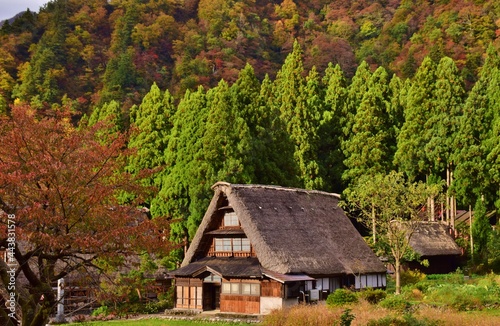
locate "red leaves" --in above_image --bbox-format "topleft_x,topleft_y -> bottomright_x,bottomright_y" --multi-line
0,104 -> 165,259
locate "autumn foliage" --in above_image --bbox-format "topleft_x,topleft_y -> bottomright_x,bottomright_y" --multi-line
0,106 -> 168,325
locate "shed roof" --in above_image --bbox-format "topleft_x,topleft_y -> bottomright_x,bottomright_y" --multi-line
181,182 -> 386,276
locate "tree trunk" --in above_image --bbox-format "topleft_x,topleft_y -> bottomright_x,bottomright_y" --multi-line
451,168 -> 455,230
395,258 -> 401,295
469,205 -> 473,261
372,202 -> 376,244
446,166 -> 450,224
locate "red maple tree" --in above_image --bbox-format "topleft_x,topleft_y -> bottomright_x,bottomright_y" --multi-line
0,105 -> 169,325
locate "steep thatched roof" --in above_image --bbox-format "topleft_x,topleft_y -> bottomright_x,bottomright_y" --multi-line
409,222 -> 462,257
181,182 -> 386,276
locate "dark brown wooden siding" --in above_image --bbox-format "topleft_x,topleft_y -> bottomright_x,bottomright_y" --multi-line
220,294 -> 260,314
261,279 -> 282,297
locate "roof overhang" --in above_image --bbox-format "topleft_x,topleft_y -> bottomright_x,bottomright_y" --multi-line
263,269 -> 316,283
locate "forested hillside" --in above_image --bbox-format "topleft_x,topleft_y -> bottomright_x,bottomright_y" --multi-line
1,0 -> 500,111
1,0 -> 500,251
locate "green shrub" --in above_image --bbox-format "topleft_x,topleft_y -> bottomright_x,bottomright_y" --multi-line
359,288 -> 387,304
326,289 -> 358,306
340,308 -> 355,326
91,305 -> 109,317
142,299 -> 173,314
423,280 -> 500,311
400,269 -> 426,286
379,295 -> 411,312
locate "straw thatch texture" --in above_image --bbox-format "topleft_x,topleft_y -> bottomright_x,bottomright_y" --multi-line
182,182 -> 386,276
409,222 -> 461,257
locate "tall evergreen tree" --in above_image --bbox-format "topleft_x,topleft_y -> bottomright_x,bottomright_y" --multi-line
425,57 -> 465,176
127,83 -> 175,189
320,63 -> 346,192
342,61 -> 372,142
296,66 -> 324,189
230,64 -> 296,186
395,57 -> 437,180
484,67 -> 500,210
88,100 -> 124,133
342,66 -> 393,184
454,45 -> 500,206
388,74 -> 407,139
256,74 -> 299,186
274,40 -> 323,189
202,79 -> 253,186
152,86 -> 208,243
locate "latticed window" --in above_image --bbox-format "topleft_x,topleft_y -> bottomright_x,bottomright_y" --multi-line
214,238 -> 250,252
223,211 -> 239,226
221,282 -> 260,296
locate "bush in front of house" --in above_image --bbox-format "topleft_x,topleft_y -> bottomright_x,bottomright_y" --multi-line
379,294 -> 412,312
326,288 -> 358,306
400,269 -> 427,286
359,288 -> 387,304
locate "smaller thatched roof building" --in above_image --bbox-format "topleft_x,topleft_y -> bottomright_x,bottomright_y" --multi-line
171,182 -> 386,314
408,222 -> 462,274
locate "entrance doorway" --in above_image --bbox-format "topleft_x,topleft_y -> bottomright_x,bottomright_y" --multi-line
202,283 -> 220,310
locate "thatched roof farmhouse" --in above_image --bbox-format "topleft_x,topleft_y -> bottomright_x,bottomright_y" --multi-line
171,182 -> 386,314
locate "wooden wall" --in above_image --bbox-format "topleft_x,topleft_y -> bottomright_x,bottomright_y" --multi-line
220,294 -> 260,314
261,279 -> 282,297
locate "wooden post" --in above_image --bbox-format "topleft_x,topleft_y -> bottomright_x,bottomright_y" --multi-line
54,278 -> 65,323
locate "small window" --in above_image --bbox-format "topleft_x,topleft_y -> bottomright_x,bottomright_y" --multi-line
230,283 -> 240,294
222,283 -> 231,294
241,238 -> 251,251
250,283 -> 260,295
242,283 -> 251,295
233,238 -> 242,251
224,212 -> 239,226
215,239 -> 224,251
222,238 -> 232,251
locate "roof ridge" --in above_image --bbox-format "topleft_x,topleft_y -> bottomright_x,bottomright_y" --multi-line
212,181 -> 341,198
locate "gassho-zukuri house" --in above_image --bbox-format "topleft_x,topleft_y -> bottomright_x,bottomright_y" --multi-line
170,182 -> 387,314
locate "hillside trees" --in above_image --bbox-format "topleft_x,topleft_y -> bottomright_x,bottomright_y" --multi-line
11,2 -> 71,106
0,105 -> 168,326
100,1 -> 141,105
